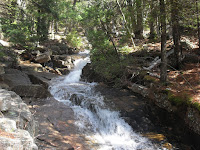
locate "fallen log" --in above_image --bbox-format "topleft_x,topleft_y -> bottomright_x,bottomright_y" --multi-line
143,49 -> 174,71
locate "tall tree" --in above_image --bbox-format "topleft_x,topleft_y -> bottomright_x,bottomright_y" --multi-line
160,0 -> 167,82
196,0 -> 200,50
135,0 -> 143,38
170,0 -> 181,69
149,0 -> 157,39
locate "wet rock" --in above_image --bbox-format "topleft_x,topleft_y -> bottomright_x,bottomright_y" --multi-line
12,84 -> 50,98
27,98 -> 90,150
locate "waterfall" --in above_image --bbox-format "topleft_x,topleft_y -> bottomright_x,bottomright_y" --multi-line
49,50 -> 158,150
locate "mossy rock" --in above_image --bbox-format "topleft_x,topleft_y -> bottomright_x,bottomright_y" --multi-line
192,102 -> 200,112
168,91 -> 192,106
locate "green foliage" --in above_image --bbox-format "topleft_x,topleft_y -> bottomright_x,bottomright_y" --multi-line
0,51 -> 6,58
66,30 -> 83,48
119,46 -> 133,54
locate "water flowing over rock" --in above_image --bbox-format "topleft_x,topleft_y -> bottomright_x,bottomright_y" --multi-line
49,51 -> 158,150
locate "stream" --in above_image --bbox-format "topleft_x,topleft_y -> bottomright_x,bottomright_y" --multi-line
49,50 -> 164,150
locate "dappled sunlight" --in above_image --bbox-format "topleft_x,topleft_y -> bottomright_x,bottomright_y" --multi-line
168,63 -> 200,103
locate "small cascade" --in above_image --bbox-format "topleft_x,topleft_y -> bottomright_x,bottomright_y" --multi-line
49,50 -> 159,150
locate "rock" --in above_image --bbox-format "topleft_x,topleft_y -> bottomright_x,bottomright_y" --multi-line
0,89 -> 37,150
57,68 -> 70,75
0,92 -> 12,112
0,118 -> 16,132
0,118 -> 38,150
0,48 -> 17,68
1,69 -> 32,88
35,51 -> 51,64
50,45 -> 61,55
27,72 -> 58,88
20,51 -> 34,61
12,84 -> 50,98
19,62 -> 44,72
0,89 -> 36,135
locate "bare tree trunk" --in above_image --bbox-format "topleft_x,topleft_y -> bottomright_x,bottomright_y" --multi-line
196,0 -> 200,50
149,0 -> 156,39
135,0 -> 143,39
160,0 -> 167,82
170,0 -> 181,69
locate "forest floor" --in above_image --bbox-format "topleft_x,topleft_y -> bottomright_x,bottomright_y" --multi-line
138,36 -> 200,108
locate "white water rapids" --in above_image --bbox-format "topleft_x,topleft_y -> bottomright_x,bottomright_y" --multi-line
49,50 -> 160,150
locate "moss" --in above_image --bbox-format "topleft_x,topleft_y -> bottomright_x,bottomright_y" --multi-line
168,91 -> 192,106
139,70 -> 148,77
192,102 -> 200,111
144,75 -> 157,82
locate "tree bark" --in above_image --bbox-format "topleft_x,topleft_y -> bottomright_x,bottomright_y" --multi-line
160,0 -> 167,82
196,0 -> 200,50
135,0 -> 143,39
170,0 -> 181,69
149,0 -> 156,39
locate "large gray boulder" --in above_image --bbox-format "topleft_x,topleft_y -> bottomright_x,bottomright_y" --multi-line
0,89 -> 37,150
0,118 -> 38,150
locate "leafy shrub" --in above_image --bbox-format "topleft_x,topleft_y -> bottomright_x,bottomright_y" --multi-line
119,46 -> 133,54
66,30 -> 83,48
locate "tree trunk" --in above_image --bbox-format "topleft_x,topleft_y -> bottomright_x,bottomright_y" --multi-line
196,0 -> 200,50
160,0 -> 167,82
149,0 -> 156,39
170,0 -> 181,69
135,0 -> 143,39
